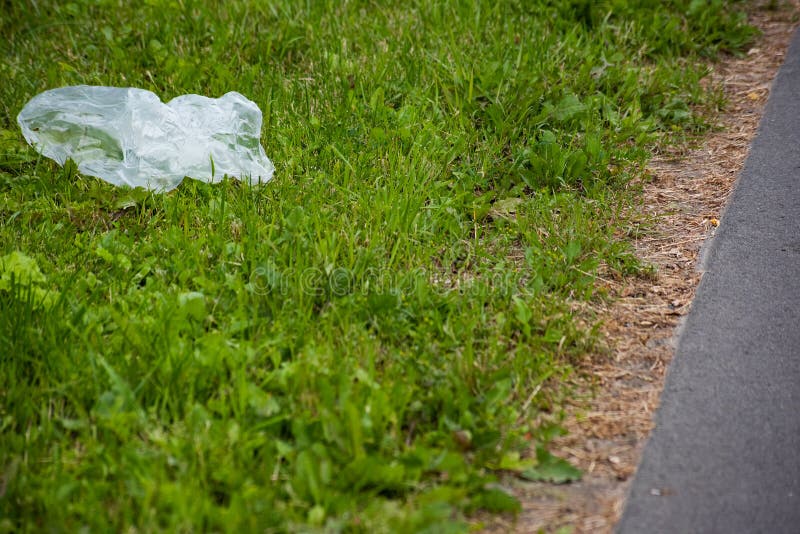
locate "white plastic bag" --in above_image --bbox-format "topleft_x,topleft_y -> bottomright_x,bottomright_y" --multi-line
17,85 -> 275,191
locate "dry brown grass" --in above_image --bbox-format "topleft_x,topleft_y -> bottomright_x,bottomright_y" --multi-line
483,3 -> 800,532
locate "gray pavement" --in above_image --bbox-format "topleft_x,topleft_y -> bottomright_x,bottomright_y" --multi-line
617,29 -> 800,534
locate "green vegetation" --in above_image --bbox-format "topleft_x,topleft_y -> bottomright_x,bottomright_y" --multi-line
0,1 -> 755,531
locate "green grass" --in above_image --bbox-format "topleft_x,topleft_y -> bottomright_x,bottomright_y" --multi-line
0,1 -> 755,531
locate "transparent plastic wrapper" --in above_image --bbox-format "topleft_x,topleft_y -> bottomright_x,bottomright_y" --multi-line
17,85 -> 275,191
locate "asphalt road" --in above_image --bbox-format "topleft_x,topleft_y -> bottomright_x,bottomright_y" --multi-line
617,29 -> 800,534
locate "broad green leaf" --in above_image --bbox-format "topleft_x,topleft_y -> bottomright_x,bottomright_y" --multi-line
554,94 -> 586,122
521,447 -> 582,483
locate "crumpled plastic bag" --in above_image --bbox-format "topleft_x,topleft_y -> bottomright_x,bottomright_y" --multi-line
17,85 -> 275,191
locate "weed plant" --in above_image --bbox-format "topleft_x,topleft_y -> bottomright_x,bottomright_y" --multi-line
0,0 -> 754,531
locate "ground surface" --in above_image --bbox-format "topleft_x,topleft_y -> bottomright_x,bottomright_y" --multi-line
0,2 -> 779,531
484,3 -> 800,532
619,23 -> 800,534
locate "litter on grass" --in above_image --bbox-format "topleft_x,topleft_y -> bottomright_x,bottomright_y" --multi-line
17,85 -> 275,192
